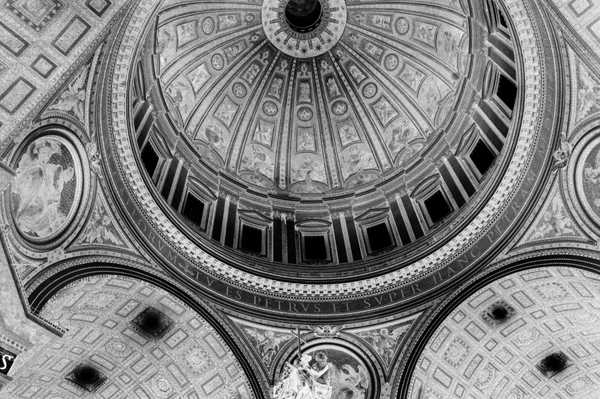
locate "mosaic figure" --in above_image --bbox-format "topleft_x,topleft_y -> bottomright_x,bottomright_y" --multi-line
166,80 -> 194,120
243,63 -> 261,85
387,119 -> 417,155
292,155 -> 326,183
357,325 -> 409,365
373,98 -> 398,126
297,128 -> 316,152
326,77 -> 341,98
299,82 -> 312,103
529,196 -> 575,241
202,124 -> 228,151
214,98 -> 238,127
577,63 -> 600,121
176,21 -> 197,46
348,64 -> 366,84
338,121 -> 360,147
269,77 -> 284,98
11,137 -> 76,239
342,146 -> 376,177
188,63 -> 211,93
254,120 -> 274,146
241,145 -> 274,178
414,21 -> 437,47
49,68 -> 88,120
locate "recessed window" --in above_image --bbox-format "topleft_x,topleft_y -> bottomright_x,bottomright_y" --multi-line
182,193 -> 205,226
367,223 -> 393,252
470,140 -> 495,176
424,191 -> 452,224
496,75 -> 517,110
498,9 -> 508,30
240,225 -> 263,253
141,142 -> 159,178
304,236 -> 327,260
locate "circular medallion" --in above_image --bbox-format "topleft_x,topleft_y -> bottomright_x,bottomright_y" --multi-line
362,83 -> 378,98
262,0 -> 348,58
297,107 -> 313,121
233,82 -> 247,98
211,54 -> 224,70
276,345 -> 373,399
385,54 -> 399,71
202,17 -> 215,35
396,17 -> 409,35
263,101 -> 279,116
10,135 -> 83,243
332,101 -> 348,115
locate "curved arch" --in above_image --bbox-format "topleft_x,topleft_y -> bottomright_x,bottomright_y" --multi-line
394,251 -> 600,398
27,262 -> 266,398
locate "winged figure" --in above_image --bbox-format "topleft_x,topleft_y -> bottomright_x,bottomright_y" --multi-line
358,325 -> 409,364
245,328 -> 290,367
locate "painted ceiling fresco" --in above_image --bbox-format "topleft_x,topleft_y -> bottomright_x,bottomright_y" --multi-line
152,0 -> 473,194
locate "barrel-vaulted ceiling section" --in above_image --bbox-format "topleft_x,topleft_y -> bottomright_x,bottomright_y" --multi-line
99,0 -> 557,314
125,0 -> 523,278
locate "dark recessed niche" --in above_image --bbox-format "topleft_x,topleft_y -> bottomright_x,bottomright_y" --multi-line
537,352 -> 570,377
141,143 -> 159,178
481,300 -> 516,325
182,193 -> 205,226
497,74 -> 517,110
367,223 -> 393,253
240,225 -> 263,254
304,235 -> 327,261
498,9 -> 508,29
470,140 -> 495,176
65,364 -> 106,392
424,191 -> 452,224
132,307 -> 173,339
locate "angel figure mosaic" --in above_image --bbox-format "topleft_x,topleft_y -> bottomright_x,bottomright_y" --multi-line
11,136 -> 78,240
273,352 -> 333,399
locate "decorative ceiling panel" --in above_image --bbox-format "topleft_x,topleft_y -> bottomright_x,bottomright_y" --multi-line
408,267 -> 600,399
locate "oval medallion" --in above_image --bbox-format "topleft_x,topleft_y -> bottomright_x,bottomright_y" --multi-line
385,54 -> 399,71
332,101 -> 348,115
233,82 -> 247,98
211,54 -> 224,70
10,135 -> 83,242
363,83 -> 378,99
202,17 -> 215,35
297,107 -> 313,121
396,17 -> 410,35
263,101 -> 279,116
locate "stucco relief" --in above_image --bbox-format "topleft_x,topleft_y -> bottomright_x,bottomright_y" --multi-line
10,135 -> 81,242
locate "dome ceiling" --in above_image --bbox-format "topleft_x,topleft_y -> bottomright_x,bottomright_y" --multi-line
100,0 -> 554,308
153,0 -> 472,195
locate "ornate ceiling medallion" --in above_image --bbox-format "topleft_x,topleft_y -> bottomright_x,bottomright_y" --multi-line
262,0 -> 347,58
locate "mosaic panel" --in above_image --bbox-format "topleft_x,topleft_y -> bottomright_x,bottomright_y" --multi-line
0,20 -> 30,56
51,15 -> 91,55
0,77 -> 35,114
5,0 -> 63,32
85,0 -> 112,17
30,54 -> 57,78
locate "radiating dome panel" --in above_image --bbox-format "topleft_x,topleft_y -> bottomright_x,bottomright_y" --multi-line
103,0 -> 546,299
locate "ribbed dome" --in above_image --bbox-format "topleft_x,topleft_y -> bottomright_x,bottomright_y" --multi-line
126,0 -> 523,281
153,0 -> 473,195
